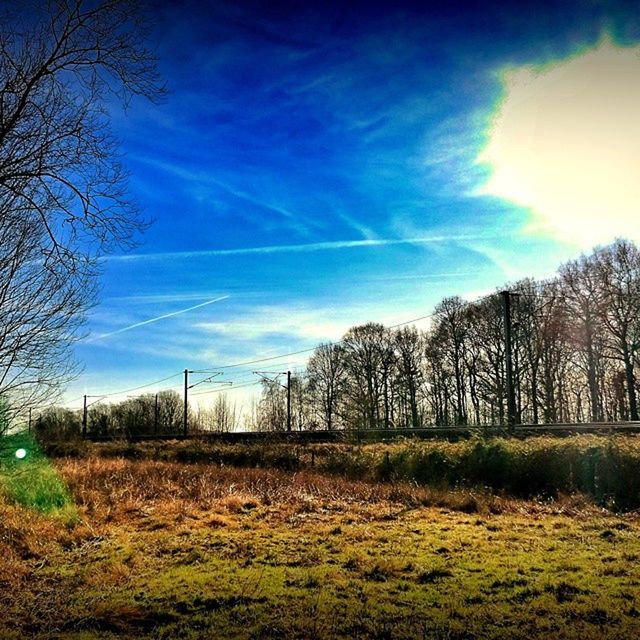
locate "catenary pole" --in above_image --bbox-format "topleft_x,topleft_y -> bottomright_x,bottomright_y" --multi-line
501,291 -> 517,434
287,370 -> 291,432
183,369 -> 188,437
82,395 -> 88,439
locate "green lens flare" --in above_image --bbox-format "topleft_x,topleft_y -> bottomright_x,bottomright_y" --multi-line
15,448 -> 27,459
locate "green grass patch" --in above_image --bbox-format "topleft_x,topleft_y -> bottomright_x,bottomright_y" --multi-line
0,433 -> 75,516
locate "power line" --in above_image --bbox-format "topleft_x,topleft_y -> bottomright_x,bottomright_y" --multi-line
204,312 -> 442,371
388,311 -> 437,329
96,371 -> 183,398
66,291 -> 501,406
212,346 -> 330,370
190,380 -> 261,396
86,395 -> 107,408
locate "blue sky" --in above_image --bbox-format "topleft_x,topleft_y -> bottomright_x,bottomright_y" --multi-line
65,0 -> 640,407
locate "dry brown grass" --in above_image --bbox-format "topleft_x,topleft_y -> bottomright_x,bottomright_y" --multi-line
59,455 -> 606,528
3,454 -> 640,639
45,434 -> 640,509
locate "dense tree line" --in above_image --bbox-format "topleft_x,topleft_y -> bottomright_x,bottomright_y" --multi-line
256,239 -> 640,430
30,238 -> 640,437
34,390 -> 241,439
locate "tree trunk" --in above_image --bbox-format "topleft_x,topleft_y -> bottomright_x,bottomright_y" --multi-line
623,348 -> 639,420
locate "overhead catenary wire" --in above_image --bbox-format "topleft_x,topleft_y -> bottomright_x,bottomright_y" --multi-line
188,372 -> 225,390
190,380 -> 262,396
65,290 -> 503,407
89,371 -> 184,398
203,311 -> 443,372
86,395 -> 107,408
199,292 -> 504,373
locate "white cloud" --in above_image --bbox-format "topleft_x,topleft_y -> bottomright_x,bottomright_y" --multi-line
477,37 -> 640,248
195,305 -> 352,344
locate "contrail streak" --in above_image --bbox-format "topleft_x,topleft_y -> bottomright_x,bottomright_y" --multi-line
87,295 -> 230,342
106,234 -> 493,262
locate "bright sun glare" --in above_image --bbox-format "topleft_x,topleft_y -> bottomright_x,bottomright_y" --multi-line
15,448 -> 27,459
478,37 -> 640,247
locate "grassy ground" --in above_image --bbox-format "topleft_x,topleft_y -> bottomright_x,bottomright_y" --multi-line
2,452 -> 640,639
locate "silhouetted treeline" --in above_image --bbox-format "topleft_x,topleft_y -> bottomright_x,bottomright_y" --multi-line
34,390 -> 241,440
256,238 -> 640,430
35,238 -> 640,436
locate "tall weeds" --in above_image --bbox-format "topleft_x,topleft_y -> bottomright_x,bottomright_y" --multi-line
43,434 -> 640,510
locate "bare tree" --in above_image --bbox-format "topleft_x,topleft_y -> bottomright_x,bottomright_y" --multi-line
0,210 -> 86,425
0,0 -> 163,419
0,0 -> 164,270
593,239 -> 640,421
342,323 -> 388,429
307,343 -> 346,430
424,330 -> 452,426
156,390 -> 182,433
257,379 -> 287,431
211,393 -> 238,433
393,326 -> 424,428
470,295 -> 506,425
559,257 -> 607,421
433,297 -> 469,425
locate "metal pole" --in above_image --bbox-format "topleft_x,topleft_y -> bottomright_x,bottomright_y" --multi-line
287,370 -> 291,432
82,395 -> 87,439
28,408 -> 32,434
501,291 -> 517,434
183,369 -> 188,437
154,393 -> 158,435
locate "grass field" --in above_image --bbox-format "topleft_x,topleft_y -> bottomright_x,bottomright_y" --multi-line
2,439 -> 640,638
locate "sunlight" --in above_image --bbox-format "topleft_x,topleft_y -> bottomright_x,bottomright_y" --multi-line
478,37 -> 640,247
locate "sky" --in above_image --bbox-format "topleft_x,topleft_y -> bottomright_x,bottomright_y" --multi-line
64,0 -> 640,410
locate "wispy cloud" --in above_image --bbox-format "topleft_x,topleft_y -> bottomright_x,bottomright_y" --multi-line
369,270 -> 485,281
107,292 -> 228,304
130,155 -> 322,236
107,234 -> 493,262
86,295 -> 230,342
206,175 -> 323,232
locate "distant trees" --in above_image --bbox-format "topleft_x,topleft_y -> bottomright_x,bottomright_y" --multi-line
31,237 -> 640,437
251,238 -> 640,431
34,406 -> 82,440
0,0 -> 163,426
34,391 -> 243,439
197,393 -> 238,433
